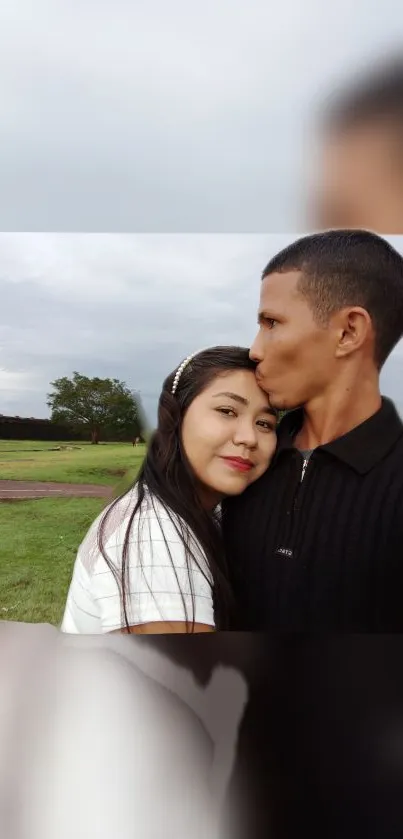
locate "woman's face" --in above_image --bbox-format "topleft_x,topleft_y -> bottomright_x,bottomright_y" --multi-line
181,369 -> 277,507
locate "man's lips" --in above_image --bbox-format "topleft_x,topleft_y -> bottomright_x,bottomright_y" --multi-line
220,456 -> 254,472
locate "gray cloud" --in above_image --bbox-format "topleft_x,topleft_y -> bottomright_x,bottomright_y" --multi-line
1,233 -> 402,424
0,1 -> 402,230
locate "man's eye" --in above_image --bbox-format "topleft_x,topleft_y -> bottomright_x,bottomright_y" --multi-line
259,316 -> 277,328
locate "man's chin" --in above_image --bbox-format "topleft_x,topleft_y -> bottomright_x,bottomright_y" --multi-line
264,391 -> 283,411
268,394 -> 300,413
256,379 -> 297,412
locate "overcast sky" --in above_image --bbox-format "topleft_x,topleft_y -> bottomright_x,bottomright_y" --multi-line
1,233 -> 402,425
0,0 -> 403,230
0,5 -> 403,423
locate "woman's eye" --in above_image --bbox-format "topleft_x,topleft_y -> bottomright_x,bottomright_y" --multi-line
216,407 -> 237,417
257,419 -> 275,431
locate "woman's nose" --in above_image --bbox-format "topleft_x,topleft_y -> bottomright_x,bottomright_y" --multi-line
233,420 -> 258,448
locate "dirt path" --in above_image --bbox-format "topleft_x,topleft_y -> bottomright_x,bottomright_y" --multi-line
0,480 -> 112,500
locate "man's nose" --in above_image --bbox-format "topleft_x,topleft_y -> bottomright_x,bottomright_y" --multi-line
249,332 -> 263,362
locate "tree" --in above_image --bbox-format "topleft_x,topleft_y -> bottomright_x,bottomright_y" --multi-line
47,372 -> 141,444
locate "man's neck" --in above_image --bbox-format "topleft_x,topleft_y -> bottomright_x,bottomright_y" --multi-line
294,381 -> 382,451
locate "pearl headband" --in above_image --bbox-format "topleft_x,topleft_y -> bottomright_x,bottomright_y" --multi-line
171,349 -> 206,395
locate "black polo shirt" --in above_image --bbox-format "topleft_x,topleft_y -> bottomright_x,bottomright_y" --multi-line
222,397 -> 403,631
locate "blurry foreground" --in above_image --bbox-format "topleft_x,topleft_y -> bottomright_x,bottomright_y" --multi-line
0,622 -> 247,839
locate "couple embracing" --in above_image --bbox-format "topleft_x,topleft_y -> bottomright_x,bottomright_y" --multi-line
62,229 -> 403,634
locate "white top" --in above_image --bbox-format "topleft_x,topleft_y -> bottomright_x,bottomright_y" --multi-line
61,488 -> 215,633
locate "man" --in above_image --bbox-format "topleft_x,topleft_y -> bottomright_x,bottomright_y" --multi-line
312,56 -> 403,233
222,229 -> 403,631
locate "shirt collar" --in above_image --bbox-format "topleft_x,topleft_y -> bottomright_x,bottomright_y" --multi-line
274,397 -> 403,474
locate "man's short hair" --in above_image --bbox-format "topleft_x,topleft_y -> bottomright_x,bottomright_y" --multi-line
262,230 -> 403,368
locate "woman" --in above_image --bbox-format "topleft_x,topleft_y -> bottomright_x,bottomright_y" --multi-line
61,346 -> 277,635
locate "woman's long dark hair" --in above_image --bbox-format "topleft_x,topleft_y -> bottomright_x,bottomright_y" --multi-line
97,346 -> 258,632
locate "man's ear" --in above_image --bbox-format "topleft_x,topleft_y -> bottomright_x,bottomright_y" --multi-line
334,306 -> 373,359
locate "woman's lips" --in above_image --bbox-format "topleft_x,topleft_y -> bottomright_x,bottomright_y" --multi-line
220,457 -> 253,473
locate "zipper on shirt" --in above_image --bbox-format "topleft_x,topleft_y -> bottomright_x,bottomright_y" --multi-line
294,456 -> 312,508
300,458 -> 309,483
275,453 -> 313,558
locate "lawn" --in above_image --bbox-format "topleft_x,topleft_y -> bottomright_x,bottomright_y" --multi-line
0,439 -> 146,624
0,440 -> 146,485
0,497 -> 106,624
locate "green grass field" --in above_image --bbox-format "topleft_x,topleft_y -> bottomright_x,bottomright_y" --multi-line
0,440 -> 146,625
0,497 -> 105,624
0,439 -> 145,485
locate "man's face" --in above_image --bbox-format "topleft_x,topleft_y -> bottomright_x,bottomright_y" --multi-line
312,124 -> 403,234
250,271 -> 338,411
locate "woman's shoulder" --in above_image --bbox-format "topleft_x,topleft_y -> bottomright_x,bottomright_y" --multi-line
66,485 -> 215,631
129,490 -> 208,561
78,485 -> 209,575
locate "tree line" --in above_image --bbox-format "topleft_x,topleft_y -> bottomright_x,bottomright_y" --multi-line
47,372 -> 143,444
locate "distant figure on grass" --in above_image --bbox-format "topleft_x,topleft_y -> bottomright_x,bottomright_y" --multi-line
132,437 -> 141,447
61,347 -> 277,635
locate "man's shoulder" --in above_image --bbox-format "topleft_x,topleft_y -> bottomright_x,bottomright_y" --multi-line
392,428 -> 403,454
378,423 -> 403,467
222,469 -> 273,517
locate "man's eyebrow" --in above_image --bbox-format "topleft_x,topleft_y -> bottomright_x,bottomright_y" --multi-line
258,310 -> 280,323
